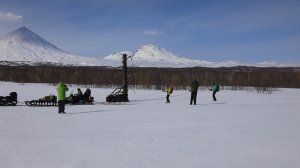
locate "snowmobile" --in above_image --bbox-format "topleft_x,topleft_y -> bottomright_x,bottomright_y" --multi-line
25,95 -> 57,106
106,87 -> 129,103
0,92 -> 18,106
65,93 -> 94,105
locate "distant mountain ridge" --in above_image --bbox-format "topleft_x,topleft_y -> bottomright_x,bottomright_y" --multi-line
104,44 -> 243,67
104,44 -> 207,67
0,27 -> 299,67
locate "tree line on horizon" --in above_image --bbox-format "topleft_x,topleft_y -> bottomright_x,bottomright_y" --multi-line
0,65 -> 300,91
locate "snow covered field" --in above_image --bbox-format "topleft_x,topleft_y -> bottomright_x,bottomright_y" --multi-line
1,82 -> 300,168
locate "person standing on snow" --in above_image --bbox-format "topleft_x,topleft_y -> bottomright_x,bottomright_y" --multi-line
57,82 -> 69,114
190,80 -> 199,105
164,85 -> 173,103
209,82 -> 219,101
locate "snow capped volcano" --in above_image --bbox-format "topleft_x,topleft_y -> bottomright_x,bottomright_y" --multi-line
133,44 -> 188,62
104,44 -> 217,67
104,44 -> 300,67
2,26 -> 61,51
0,26 -> 100,65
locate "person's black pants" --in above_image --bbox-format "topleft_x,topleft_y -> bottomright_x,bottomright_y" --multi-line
190,92 -> 197,105
58,100 -> 65,113
166,94 -> 170,103
213,91 -> 217,101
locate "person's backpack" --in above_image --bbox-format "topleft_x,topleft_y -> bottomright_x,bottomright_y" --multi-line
216,85 -> 220,92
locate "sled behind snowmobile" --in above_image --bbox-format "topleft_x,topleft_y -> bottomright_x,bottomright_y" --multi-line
25,95 -> 57,106
0,92 -> 18,106
25,100 -> 58,106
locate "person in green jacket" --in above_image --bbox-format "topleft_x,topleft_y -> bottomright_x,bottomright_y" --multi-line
57,82 -> 69,114
209,82 -> 219,101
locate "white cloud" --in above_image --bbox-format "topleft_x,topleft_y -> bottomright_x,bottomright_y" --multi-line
141,30 -> 161,36
0,12 -> 23,23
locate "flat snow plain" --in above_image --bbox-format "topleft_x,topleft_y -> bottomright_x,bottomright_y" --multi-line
1,82 -> 300,168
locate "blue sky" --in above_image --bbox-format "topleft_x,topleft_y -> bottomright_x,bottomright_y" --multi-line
0,0 -> 299,63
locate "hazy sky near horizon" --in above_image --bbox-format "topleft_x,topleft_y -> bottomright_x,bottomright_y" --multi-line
0,0 -> 299,63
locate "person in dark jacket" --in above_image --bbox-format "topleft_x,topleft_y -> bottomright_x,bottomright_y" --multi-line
190,80 -> 199,105
209,82 -> 219,101
83,88 -> 91,101
57,82 -> 69,114
76,88 -> 83,101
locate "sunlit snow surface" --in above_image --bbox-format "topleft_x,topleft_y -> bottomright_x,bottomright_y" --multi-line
1,82 -> 300,168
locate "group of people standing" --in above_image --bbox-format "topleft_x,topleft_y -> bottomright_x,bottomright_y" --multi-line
164,80 -> 219,105
56,80 -> 219,114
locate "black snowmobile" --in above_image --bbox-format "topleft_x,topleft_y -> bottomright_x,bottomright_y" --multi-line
65,93 -> 94,105
0,92 -> 18,106
25,95 -> 57,106
64,88 -> 94,105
